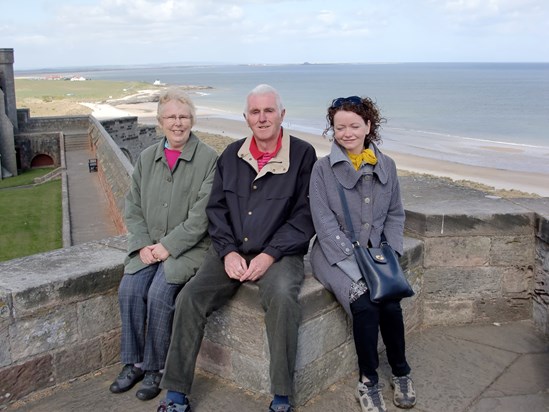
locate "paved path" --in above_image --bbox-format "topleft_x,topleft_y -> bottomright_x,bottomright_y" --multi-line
5,320 -> 548,412
64,149 -> 118,244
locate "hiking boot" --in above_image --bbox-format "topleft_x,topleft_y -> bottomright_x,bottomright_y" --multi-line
356,381 -> 387,412
136,370 -> 162,401
157,398 -> 192,412
268,401 -> 292,412
390,375 -> 417,409
109,364 -> 144,393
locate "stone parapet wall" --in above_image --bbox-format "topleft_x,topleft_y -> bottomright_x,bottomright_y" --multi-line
1,182 -> 547,408
89,117 -> 133,234
0,237 -> 127,405
400,175 -> 546,328
532,205 -> 549,334
0,234 -> 424,407
197,237 -> 424,406
17,115 -> 89,134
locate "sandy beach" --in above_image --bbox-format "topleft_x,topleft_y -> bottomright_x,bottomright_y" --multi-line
84,100 -> 549,198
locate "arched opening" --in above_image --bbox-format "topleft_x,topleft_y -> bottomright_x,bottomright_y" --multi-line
30,154 -> 54,168
120,147 -> 133,164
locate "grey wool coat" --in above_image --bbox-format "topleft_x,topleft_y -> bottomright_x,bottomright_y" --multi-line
124,133 -> 218,284
309,142 -> 405,315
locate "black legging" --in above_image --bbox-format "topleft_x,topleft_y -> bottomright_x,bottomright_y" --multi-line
350,290 -> 411,384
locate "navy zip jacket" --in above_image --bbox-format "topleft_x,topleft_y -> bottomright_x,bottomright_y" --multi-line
206,131 -> 317,261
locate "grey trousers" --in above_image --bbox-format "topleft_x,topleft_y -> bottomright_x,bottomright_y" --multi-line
161,246 -> 305,396
118,263 -> 183,371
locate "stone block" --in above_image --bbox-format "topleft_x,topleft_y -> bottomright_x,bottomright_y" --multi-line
423,300 -> 475,326
405,211 -> 532,238
400,237 -> 424,271
77,293 -> 120,340
0,320 -> 11,367
53,339 -> 103,382
197,339 -> 238,380
502,266 -> 533,295
231,350 -> 270,394
474,297 -> 531,323
294,342 -> 357,406
491,235 -> 534,266
423,267 -> 502,299
205,305 -> 267,359
537,215 -> 549,243
0,289 -> 10,320
101,329 -> 122,366
533,300 -> 549,335
295,307 -> 350,368
299,275 -> 341,322
0,354 -> 53,405
424,236 -> 491,268
9,305 -> 78,361
0,243 -> 124,318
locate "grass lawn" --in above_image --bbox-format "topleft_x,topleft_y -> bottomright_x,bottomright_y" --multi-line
0,167 -> 54,189
0,171 -> 62,262
15,78 -> 159,102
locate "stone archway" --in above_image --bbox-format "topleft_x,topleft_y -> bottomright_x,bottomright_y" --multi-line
30,153 -> 54,168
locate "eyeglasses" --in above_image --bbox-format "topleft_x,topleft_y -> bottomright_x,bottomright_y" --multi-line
331,96 -> 363,108
162,115 -> 192,123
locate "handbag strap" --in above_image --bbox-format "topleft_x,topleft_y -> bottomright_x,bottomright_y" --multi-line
336,185 -> 360,246
336,184 -> 388,246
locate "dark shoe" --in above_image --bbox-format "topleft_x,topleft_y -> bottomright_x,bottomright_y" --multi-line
136,371 -> 163,401
109,364 -> 144,394
157,398 -> 192,412
268,401 -> 292,412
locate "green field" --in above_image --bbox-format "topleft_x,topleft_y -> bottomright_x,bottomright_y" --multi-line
15,78 -> 159,102
0,170 -> 62,262
0,167 -> 54,188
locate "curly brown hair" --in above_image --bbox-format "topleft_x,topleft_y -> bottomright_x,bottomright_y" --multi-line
323,96 -> 386,146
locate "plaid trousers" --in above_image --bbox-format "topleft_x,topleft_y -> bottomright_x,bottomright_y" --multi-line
118,263 -> 183,371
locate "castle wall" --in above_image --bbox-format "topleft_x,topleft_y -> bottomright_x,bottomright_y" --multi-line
0,48 -> 18,128
99,116 -> 158,164
89,117 -> 134,233
0,88 -> 17,176
15,132 -> 62,169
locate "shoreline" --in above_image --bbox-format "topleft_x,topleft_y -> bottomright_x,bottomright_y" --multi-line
83,101 -> 549,197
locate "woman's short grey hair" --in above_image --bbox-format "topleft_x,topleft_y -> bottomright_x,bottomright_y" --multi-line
244,84 -> 284,114
157,87 -> 196,127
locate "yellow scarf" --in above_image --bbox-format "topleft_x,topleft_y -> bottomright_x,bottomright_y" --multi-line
348,148 -> 378,170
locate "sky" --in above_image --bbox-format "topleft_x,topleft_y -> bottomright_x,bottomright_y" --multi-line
2,0 -> 548,70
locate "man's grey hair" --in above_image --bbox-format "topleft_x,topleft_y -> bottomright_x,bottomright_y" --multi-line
244,84 -> 284,114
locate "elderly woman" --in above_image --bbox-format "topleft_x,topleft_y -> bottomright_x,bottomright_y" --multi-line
309,96 -> 416,412
109,88 -> 218,401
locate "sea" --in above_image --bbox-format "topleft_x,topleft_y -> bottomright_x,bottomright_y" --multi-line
18,63 -> 549,174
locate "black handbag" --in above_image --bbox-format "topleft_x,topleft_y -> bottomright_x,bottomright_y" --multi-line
337,185 -> 414,303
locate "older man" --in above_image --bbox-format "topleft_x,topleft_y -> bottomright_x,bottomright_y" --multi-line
157,84 -> 317,412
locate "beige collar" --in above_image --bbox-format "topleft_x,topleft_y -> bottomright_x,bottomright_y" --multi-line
237,129 -> 291,180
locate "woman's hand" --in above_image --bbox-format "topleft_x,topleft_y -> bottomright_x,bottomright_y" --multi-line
139,244 -> 169,264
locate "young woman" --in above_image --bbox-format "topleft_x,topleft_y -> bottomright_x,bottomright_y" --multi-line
309,96 -> 416,412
